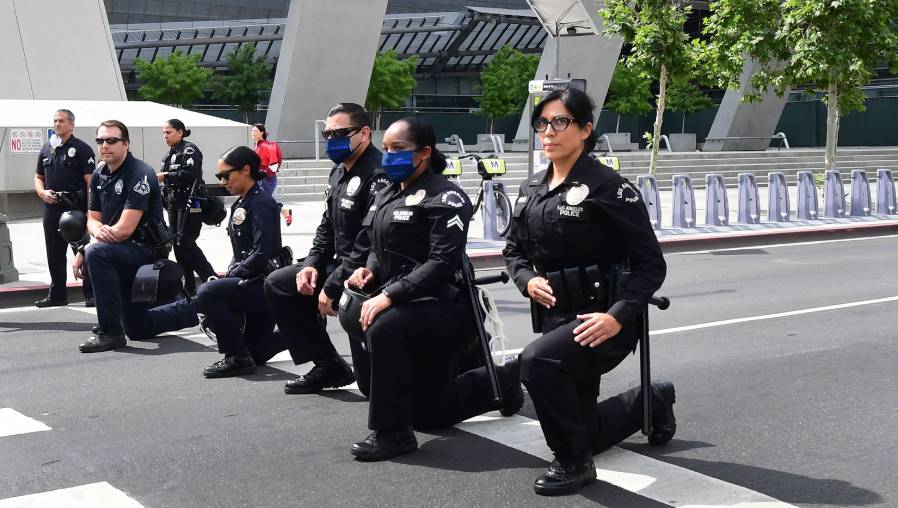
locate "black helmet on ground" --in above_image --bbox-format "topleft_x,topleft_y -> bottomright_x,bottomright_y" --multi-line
131,259 -> 185,304
58,210 -> 89,246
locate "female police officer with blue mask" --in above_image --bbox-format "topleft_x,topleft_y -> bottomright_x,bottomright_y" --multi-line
342,117 -> 523,462
503,87 -> 674,496
198,146 -> 286,378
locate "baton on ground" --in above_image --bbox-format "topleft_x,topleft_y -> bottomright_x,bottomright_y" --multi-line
462,257 -> 504,404
641,296 -> 670,436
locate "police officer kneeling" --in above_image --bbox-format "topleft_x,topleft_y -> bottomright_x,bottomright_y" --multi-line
342,118 -> 523,462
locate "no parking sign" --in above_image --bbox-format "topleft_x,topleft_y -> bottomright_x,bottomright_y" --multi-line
8,129 -> 44,153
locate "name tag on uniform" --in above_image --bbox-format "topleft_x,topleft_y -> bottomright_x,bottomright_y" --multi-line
392,209 -> 416,222
340,197 -> 356,210
557,204 -> 587,219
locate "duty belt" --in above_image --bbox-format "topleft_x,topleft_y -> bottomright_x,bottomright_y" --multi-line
544,264 -> 606,314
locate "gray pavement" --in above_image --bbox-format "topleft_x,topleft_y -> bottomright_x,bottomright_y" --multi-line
2,234 -> 897,506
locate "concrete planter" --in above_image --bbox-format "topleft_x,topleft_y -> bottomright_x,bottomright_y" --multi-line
669,133 -> 697,152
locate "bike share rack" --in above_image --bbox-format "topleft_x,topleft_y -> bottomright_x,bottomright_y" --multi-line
737,173 -> 761,224
480,158 -> 508,241
796,171 -> 819,220
876,169 -> 897,214
767,172 -> 790,222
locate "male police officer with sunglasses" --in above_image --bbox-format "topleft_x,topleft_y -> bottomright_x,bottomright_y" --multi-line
73,120 -> 169,353
264,103 -> 389,396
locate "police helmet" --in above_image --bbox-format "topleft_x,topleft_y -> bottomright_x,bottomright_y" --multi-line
131,259 -> 185,304
338,286 -> 370,344
58,210 -> 88,245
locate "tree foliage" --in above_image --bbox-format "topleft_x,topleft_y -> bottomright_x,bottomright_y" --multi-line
477,46 -> 540,132
602,0 -> 696,173
665,76 -> 713,133
365,50 -> 418,128
135,50 -> 212,108
701,0 -> 898,172
211,43 -> 272,124
605,63 -> 654,132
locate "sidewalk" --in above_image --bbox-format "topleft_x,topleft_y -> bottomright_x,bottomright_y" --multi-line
3,186 -> 897,306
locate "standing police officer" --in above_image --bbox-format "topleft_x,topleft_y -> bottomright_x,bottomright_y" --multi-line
74,120 -> 169,353
34,109 -> 95,307
156,119 -> 217,295
264,103 -> 389,396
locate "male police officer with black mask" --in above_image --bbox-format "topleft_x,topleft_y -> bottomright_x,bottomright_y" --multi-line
34,109 -> 95,307
73,120 -> 167,353
264,103 -> 389,396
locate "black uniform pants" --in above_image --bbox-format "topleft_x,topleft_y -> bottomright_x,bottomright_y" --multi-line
263,263 -> 371,394
43,204 -> 92,301
197,277 -> 285,364
520,319 -> 646,461
367,297 -> 499,432
168,209 -> 216,292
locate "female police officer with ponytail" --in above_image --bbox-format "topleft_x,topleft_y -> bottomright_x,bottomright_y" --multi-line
342,117 -> 523,462
503,87 -> 675,496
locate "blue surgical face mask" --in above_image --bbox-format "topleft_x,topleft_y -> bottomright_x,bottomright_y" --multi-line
326,135 -> 357,164
382,150 -> 420,183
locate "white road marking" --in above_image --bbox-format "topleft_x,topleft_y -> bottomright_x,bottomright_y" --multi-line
458,413 -> 796,508
0,482 -> 142,507
670,233 -> 898,255
0,408 -> 51,438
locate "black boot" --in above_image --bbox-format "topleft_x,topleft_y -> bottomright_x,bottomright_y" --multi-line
533,456 -> 597,496
79,329 -> 126,353
35,297 -> 68,308
203,354 -> 256,378
648,380 -> 676,445
350,427 -> 418,462
284,356 -> 355,394
499,355 -> 524,417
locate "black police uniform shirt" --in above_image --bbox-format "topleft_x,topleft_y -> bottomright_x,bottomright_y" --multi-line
303,143 -> 390,299
161,140 -> 203,209
361,167 -> 473,304
227,183 -> 282,279
503,150 -> 666,327
35,135 -> 96,195
88,152 -> 165,240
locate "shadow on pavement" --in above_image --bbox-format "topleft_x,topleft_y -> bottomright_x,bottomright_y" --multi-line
0,321 -> 95,333
115,336 -> 214,356
395,429 -> 543,473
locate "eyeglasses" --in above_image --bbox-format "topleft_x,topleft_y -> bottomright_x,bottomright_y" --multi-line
321,127 -> 360,140
95,137 -> 126,145
532,116 -> 575,133
215,168 -> 239,181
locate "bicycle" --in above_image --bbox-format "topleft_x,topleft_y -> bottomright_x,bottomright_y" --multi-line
444,153 -> 513,237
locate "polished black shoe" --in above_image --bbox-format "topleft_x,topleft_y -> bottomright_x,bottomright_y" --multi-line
499,355 -> 524,417
350,427 -> 418,462
84,297 -> 96,308
203,354 -> 256,378
284,357 -> 355,394
534,457 -> 597,496
648,379 -> 677,446
35,297 -> 68,308
79,330 -> 126,353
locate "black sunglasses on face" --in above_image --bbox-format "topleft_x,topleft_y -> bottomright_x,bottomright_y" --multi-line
321,127 -> 360,140
532,115 -> 575,133
215,168 -> 239,181
95,137 -> 126,145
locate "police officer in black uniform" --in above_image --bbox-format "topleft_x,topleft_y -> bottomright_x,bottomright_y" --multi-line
343,117 -> 523,462
34,109 -> 95,307
199,146 -> 286,378
264,103 -> 389,396
503,87 -> 675,496
157,119 -> 217,295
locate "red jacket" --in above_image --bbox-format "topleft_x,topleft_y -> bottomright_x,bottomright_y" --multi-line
255,140 -> 283,177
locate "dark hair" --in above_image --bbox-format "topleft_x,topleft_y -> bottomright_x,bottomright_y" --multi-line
393,117 -> 447,172
252,123 -> 268,140
98,120 -> 130,141
166,118 -> 191,137
220,145 -> 264,181
56,109 -> 75,123
531,87 -> 598,153
326,103 -> 371,129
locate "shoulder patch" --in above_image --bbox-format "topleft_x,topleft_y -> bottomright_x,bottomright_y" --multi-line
440,189 -> 467,209
184,146 -> 195,155
369,176 -> 390,194
616,181 -> 640,203
133,175 -> 150,196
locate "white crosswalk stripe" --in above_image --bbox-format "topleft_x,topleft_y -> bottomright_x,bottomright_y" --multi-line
0,408 -> 51,438
0,482 -> 142,507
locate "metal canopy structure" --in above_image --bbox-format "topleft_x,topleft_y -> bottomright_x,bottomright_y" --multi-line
524,0 -> 598,37
111,7 -> 547,79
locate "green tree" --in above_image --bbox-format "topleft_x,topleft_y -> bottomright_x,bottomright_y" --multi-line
211,43 -> 272,124
135,50 -> 212,108
365,50 -> 418,129
477,46 -> 540,133
605,63 -> 654,133
665,76 -> 712,133
701,0 -> 898,172
602,0 -> 696,175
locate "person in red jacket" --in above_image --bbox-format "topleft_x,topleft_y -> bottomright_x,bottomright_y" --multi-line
252,123 -> 292,226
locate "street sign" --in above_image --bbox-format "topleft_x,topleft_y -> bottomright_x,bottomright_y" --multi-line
9,128 -> 43,153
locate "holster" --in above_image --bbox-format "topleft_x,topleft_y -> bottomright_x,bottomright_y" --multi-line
533,264 -> 608,333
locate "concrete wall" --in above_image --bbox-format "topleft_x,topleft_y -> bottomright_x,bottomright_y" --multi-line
266,0 -> 388,157
0,0 -> 126,101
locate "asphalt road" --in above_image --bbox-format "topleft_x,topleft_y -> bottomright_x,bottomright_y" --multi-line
1,235 -> 896,507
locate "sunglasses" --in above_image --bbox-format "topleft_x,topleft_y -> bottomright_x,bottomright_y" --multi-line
215,168 -> 240,181
95,137 -> 127,145
321,127 -> 360,140
532,116 -> 575,133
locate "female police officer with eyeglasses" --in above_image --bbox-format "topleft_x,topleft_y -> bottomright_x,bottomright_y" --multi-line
342,117 -> 523,462
503,87 -> 675,496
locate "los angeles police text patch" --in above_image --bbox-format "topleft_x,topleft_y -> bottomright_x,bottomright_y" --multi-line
392,209 -> 415,222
